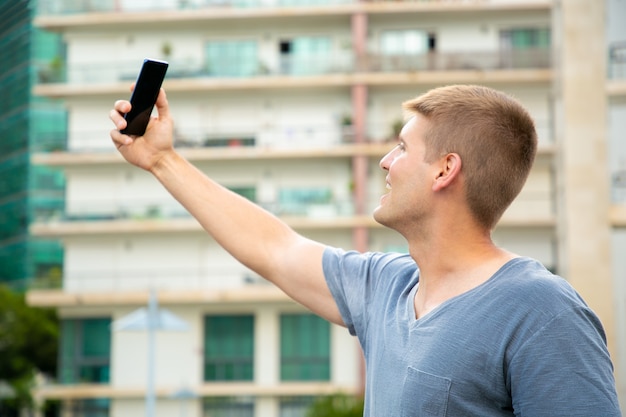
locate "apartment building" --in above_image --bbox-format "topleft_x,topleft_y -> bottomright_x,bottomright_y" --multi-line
25,0 -> 625,415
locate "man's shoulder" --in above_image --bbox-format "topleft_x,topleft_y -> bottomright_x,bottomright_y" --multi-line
492,257 -> 587,312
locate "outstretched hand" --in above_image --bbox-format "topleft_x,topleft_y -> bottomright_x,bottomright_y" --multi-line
109,87 -> 175,172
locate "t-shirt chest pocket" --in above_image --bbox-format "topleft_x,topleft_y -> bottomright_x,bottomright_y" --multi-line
401,367 -> 451,417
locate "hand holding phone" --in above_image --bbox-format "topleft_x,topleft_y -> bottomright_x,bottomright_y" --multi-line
121,58 -> 169,136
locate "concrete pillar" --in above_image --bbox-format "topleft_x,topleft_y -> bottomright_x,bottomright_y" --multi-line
556,0 -> 617,358
350,11 -> 369,253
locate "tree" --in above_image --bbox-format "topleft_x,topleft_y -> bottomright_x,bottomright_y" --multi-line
307,393 -> 364,417
0,285 -> 58,415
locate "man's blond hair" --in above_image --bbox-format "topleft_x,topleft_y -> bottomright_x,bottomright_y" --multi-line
403,85 -> 537,229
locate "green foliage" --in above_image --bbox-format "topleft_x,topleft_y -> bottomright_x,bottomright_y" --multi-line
0,285 -> 58,413
306,393 -> 364,417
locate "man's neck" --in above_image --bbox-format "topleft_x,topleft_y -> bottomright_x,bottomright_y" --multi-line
409,236 -> 516,320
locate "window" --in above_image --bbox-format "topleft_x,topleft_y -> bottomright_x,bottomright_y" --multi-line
65,398 -> 110,417
380,30 -> 430,55
500,28 -> 550,50
279,396 -> 316,417
280,313 -> 330,381
278,187 -> 332,216
379,30 -> 434,71
59,318 -> 111,384
228,186 -> 257,203
203,396 -> 254,417
500,27 -> 550,68
204,315 -> 254,381
205,40 -> 258,77
279,36 -> 332,75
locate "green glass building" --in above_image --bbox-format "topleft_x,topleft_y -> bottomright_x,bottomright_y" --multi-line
0,0 -> 65,290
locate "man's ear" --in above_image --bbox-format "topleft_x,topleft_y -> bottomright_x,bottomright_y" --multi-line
432,153 -> 462,191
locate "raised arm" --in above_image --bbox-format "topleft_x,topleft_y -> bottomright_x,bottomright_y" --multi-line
109,89 -> 343,325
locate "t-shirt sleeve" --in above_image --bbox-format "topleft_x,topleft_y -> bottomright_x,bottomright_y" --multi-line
322,246 -> 416,342
508,305 -> 621,416
322,247 -> 374,337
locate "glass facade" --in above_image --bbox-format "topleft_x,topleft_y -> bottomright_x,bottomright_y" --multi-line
0,0 -> 65,289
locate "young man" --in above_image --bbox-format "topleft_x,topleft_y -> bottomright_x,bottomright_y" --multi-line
110,84 -> 621,416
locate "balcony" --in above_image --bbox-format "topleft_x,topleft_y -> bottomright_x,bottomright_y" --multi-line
28,195 -> 378,236
29,174 -> 555,235
35,0 -> 552,20
33,48 -> 552,100
30,124 -> 394,168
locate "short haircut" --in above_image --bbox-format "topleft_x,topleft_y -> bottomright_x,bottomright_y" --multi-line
403,84 -> 538,229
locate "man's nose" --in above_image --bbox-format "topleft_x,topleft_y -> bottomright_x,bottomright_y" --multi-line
379,146 -> 397,170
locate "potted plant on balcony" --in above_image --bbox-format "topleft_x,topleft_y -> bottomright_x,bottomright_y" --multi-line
390,118 -> 403,141
161,41 -> 172,60
341,113 -> 354,143
39,55 -> 63,83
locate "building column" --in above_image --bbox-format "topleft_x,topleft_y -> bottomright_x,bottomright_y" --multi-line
556,0 -> 616,356
351,12 -> 369,253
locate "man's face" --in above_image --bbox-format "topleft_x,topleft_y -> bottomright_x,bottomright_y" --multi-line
373,114 -> 438,233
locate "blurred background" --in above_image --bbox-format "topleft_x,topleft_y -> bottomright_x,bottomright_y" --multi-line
0,0 -> 625,415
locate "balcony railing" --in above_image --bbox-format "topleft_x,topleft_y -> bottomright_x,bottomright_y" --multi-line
35,0 -> 533,16
36,48 -> 551,86
35,0 -> 352,15
30,264 -> 268,291
32,185 -> 554,226
31,112 -> 552,156
364,48 -> 551,72
32,194 -> 358,223
31,122 -> 369,153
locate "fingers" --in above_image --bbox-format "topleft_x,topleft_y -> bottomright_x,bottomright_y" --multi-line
110,128 -> 132,148
110,100 -> 131,131
154,88 -> 170,120
110,88 -> 168,151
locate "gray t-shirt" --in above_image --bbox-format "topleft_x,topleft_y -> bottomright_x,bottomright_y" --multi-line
323,247 -> 622,417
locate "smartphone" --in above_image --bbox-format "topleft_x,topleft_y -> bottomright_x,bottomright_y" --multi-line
121,58 -> 169,136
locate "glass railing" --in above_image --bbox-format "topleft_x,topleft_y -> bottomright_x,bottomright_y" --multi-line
363,48 -> 551,72
36,53 -> 355,84
30,194 -> 358,224
35,48 -> 550,86
30,123 -> 373,153
30,113 -> 552,155
31,185 -> 555,226
30,263 -> 268,292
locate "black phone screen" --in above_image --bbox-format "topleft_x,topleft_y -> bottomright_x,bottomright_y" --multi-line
121,59 -> 169,136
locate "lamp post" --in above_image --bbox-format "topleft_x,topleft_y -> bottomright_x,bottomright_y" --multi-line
113,289 -> 189,417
